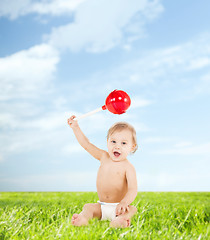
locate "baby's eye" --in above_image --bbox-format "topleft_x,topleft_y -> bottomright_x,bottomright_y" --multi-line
111,140 -> 116,143
122,142 -> 127,145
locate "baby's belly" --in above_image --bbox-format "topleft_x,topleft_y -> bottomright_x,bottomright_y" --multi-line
96,172 -> 127,203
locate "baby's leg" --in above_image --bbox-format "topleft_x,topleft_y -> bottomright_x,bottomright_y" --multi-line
71,203 -> 102,226
110,205 -> 137,228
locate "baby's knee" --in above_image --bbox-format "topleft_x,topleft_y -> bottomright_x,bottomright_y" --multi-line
83,203 -> 95,211
83,203 -> 101,219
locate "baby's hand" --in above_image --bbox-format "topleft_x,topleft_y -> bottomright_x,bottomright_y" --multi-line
67,115 -> 78,129
116,202 -> 129,216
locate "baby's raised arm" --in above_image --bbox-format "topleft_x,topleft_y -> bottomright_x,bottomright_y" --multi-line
67,115 -> 105,160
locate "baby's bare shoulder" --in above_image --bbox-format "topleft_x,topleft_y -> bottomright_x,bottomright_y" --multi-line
100,150 -> 109,161
124,161 -> 136,172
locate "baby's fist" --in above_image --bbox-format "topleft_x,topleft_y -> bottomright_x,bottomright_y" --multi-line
67,115 -> 78,128
116,202 -> 129,216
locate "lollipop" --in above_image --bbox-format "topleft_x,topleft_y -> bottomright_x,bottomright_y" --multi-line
75,90 -> 131,121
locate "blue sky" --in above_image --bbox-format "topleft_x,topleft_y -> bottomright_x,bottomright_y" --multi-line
0,0 -> 210,192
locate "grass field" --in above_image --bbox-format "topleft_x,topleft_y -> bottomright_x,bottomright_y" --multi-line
0,192 -> 209,239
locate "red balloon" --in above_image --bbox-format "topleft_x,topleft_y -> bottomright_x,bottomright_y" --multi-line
102,90 -> 131,114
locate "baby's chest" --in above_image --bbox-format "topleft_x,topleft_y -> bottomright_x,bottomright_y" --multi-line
99,164 -> 126,178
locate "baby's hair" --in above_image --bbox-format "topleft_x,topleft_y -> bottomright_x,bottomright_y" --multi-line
107,122 -> 138,153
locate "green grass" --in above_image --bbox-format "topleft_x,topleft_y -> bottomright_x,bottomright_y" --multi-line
0,192 -> 209,239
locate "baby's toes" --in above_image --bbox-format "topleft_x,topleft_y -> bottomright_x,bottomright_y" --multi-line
71,214 -> 79,222
126,219 -> 131,227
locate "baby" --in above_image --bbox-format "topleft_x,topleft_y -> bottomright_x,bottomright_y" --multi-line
68,115 -> 138,228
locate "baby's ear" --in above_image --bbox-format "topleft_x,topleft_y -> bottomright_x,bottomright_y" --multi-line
131,144 -> 137,153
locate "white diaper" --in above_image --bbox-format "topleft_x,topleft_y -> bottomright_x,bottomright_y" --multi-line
98,201 -> 119,221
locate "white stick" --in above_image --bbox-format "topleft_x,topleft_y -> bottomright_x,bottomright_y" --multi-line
75,107 -> 104,121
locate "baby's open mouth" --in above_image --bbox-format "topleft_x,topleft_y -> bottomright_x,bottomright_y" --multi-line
114,151 -> 121,157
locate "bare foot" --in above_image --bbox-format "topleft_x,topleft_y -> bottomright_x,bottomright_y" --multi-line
71,213 -> 89,226
110,216 -> 131,228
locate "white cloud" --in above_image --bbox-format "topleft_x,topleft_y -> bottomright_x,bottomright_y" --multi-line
0,0 -> 30,19
0,44 -> 59,100
187,57 -> 210,71
0,126 -> 77,158
132,122 -> 150,132
0,171 -> 97,191
138,172 -> 210,191
30,0 -> 86,16
130,96 -> 152,109
105,32 -> 210,100
23,111 -> 70,130
48,0 -> 164,52
0,0 -> 86,19
0,43 -> 62,160
143,137 -> 171,144
192,72 -> 210,95
0,0 -> 164,56
156,142 -> 210,155
174,141 -> 193,148
62,144 -> 85,154
0,109 -> 81,156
